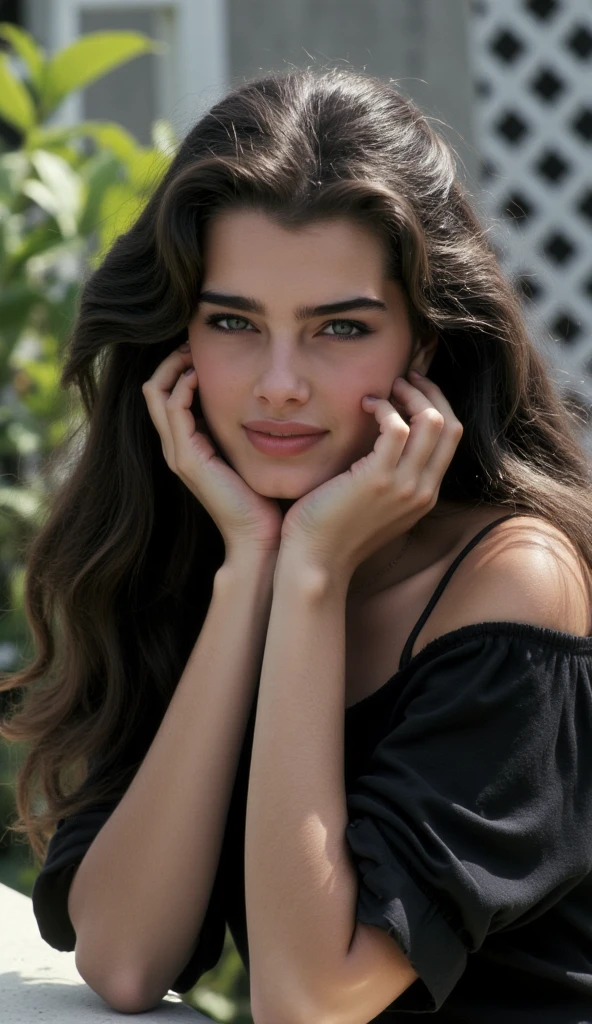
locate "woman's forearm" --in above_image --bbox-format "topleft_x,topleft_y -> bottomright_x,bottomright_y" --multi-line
70,551 -> 277,1012
245,552 -> 359,1023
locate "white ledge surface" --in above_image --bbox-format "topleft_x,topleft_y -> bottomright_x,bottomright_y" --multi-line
0,882 -> 214,1021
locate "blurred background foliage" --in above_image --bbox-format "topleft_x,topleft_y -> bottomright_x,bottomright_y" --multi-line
0,23 -> 251,1022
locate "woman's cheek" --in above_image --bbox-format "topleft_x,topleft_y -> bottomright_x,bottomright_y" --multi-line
199,383 -> 239,452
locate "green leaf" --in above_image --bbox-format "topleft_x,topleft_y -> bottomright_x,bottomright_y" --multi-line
126,147 -> 170,194
92,181 -> 145,266
26,120 -> 140,161
42,282 -> 80,342
0,281 -> 40,331
0,54 -> 36,133
151,118 -> 179,158
41,31 -> 164,117
3,220 -> 62,281
20,178 -> 60,218
26,150 -> 85,239
79,122 -> 141,163
78,150 -> 123,236
0,151 -> 30,200
0,485 -> 41,522
0,23 -> 45,91
6,420 -> 40,455
25,123 -> 85,152
0,281 -> 41,353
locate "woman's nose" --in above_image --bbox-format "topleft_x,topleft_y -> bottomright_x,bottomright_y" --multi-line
253,344 -> 310,403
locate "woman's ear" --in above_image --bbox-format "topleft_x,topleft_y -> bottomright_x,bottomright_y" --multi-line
413,329 -> 439,376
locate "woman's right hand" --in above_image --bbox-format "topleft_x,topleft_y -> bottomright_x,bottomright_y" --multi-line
142,344 -> 284,558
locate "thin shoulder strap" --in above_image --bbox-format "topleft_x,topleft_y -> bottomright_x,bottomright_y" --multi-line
399,511 -> 522,670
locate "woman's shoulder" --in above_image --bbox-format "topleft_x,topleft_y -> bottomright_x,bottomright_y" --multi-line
418,506 -> 592,652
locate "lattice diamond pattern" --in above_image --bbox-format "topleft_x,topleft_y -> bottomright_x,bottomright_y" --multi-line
468,0 -> 592,451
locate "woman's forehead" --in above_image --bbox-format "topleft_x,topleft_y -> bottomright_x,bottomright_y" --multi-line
201,208 -> 398,297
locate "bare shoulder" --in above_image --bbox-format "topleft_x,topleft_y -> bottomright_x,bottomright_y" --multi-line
422,513 -> 592,644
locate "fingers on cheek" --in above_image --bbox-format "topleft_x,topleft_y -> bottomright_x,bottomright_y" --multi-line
391,397 -> 408,420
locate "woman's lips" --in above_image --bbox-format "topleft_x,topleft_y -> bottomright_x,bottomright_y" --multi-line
243,426 -> 328,456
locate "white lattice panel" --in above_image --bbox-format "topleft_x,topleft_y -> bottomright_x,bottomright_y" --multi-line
467,0 -> 592,447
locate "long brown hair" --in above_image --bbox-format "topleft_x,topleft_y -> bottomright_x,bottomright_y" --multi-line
2,67 -> 591,864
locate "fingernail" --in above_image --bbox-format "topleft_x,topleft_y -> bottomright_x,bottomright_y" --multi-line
178,343 -> 190,352
184,366 -> 195,376
409,369 -> 423,377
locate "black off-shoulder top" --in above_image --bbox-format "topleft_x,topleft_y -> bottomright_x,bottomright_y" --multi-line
32,513 -> 592,1022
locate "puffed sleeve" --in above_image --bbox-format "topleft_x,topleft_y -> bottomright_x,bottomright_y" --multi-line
344,628 -> 592,1013
32,752 -> 227,994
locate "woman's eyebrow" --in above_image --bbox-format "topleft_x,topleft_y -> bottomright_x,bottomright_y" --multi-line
198,290 -> 387,319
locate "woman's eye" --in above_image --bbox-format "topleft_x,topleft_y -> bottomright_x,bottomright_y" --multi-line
204,314 -> 369,339
207,315 -> 254,332
322,320 -> 367,338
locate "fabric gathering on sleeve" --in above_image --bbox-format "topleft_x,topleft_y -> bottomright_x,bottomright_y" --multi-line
343,628 -> 592,1014
31,758 -> 228,995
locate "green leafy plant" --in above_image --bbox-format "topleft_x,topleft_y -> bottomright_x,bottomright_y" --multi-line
0,23 -> 178,719
0,20 -> 178,880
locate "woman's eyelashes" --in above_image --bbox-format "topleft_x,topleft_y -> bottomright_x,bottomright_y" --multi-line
204,314 -> 256,333
202,313 -> 373,340
323,320 -> 372,338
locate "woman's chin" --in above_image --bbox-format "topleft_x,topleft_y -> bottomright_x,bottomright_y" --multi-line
237,462 -> 322,501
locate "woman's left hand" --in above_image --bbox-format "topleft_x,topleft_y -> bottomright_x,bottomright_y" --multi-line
279,370 -> 464,582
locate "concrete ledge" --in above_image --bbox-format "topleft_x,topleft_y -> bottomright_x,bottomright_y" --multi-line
0,882 -> 215,1021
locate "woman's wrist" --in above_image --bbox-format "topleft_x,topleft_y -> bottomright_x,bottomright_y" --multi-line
217,547 -> 279,585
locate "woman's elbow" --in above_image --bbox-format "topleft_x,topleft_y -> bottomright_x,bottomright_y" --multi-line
75,951 -> 166,1014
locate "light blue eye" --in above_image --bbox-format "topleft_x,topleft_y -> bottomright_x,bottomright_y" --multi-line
327,321 -> 357,336
323,320 -> 366,338
206,314 -> 370,340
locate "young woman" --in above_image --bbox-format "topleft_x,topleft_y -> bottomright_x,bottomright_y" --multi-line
2,67 -> 592,1022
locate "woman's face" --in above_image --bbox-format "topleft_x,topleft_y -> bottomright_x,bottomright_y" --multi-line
187,208 -> 436,507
